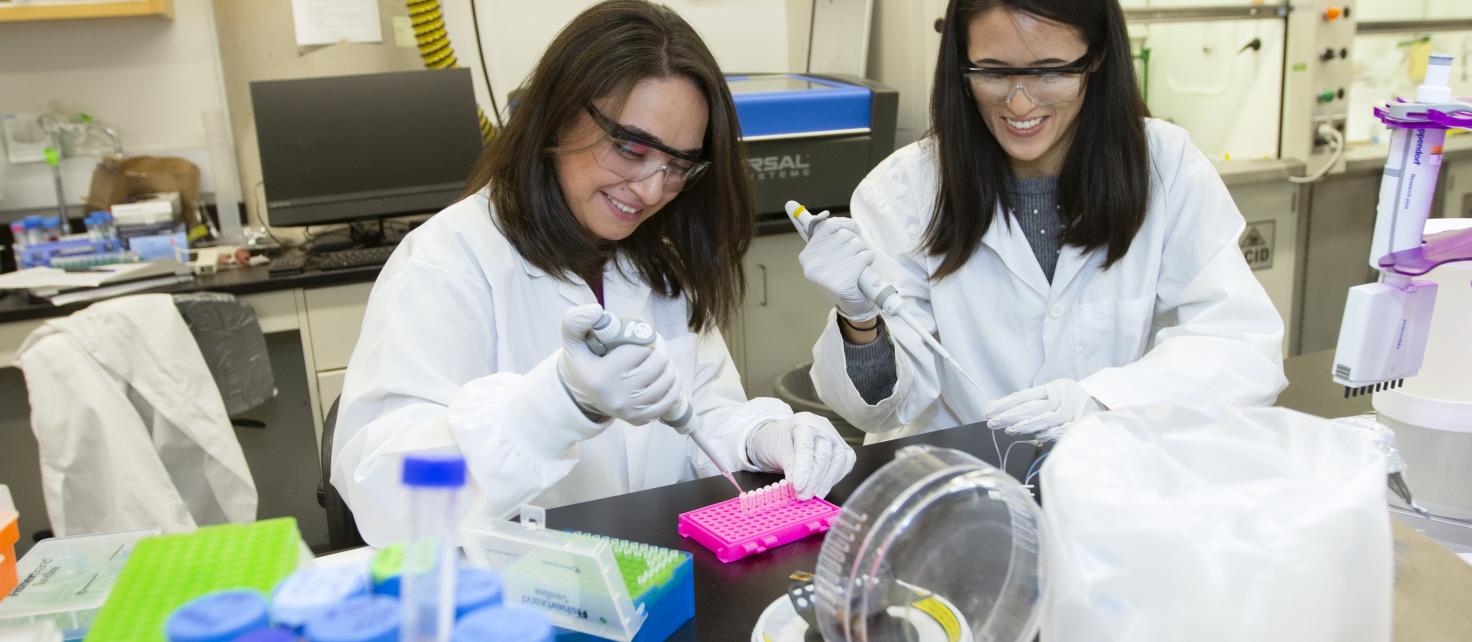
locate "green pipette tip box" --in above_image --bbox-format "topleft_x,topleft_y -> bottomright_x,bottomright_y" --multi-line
83,518 -> 302,642
566,532 -> 683,602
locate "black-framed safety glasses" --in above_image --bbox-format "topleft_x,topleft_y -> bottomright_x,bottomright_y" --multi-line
962,52 -> 1093,106
585,105 -> 710,192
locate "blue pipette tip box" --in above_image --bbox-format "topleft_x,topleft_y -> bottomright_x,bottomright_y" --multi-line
628,554 -> 693,642
553,539 -> 694,642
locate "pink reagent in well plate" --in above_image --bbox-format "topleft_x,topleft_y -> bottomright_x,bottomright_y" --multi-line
676,481 -> 841,564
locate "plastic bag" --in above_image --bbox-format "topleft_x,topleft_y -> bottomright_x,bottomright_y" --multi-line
173,292 -> 275,417
1041,406 -> 1391,642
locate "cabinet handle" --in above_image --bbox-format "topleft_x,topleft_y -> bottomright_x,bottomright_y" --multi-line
758,264 -> 768,306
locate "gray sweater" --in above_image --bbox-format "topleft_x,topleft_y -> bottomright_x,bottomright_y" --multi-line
842,176 -> 1064,403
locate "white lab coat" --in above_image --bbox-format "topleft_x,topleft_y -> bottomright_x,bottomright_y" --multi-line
14,294 -> 258,535
812,119 -> 1287,442
332,193 -> 792,546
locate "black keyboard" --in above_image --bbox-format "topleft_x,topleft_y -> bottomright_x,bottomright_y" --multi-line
318,245 -> 397,271
267,252 -> 308,275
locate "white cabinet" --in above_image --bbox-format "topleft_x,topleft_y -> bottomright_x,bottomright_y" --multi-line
730,233 -> 837,399
317,369 -> 346,423
303,282 -> 374,371
296,282 -> 373,449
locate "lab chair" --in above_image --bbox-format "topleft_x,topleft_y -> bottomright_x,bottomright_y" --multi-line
317,396 -> 367,551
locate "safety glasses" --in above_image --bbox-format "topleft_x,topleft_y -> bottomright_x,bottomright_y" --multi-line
963,53 -> 1092,106
585,105 -> 710,193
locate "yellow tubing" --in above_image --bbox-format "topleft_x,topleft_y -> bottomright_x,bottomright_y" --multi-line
407,0 -> 494,142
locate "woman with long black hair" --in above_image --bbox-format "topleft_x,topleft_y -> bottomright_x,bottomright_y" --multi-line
804,0 -> 1287,443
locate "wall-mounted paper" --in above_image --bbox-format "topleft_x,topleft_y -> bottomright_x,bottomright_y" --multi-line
291,0 -> 383,47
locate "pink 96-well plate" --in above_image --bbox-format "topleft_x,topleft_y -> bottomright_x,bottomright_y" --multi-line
676,480 -> 841,564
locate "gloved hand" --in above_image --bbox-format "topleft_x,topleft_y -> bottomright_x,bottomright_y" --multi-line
982,379 -> 1104,442
746,412 -> 856,500
798,217 -> 880,323
558,304 -> 682,426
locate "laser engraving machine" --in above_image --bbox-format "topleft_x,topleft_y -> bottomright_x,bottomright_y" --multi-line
726,74 -> 898,218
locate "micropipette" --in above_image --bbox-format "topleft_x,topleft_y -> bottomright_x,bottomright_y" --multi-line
585,311 -> 744,494
784,200 -> 989,398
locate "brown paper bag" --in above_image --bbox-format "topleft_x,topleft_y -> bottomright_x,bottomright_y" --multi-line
86,155 -> 202,228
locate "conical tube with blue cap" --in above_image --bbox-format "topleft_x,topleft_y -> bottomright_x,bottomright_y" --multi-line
400,454 -> 467,642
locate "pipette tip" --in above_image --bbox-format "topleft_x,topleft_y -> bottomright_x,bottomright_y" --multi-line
723,471 -> 744,494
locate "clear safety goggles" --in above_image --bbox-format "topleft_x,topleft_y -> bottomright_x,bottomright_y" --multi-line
586,105 -> 710,193
963,53 -> 1091,107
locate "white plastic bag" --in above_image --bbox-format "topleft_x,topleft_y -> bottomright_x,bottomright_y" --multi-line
1041,406 -> 1391,642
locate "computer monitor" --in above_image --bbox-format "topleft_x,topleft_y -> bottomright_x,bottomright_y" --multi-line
250,69 -> 483,227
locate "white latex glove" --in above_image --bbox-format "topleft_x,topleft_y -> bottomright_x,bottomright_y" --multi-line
982,379 -> 1104,442
558,304 -> 682,426
746,412 -> 856,500
798,217 -> 880,322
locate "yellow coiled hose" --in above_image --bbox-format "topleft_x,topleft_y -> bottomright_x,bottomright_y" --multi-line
406,0 -> 495,142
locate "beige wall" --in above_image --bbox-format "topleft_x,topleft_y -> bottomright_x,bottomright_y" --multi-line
0,1 -> 810,224
0,0 -> 226,211
215,0 -> 806,231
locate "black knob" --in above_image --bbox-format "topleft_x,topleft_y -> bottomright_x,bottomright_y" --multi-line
934,17 -> 944,33
1321,48 -> 1335,61
1340,48 -> 1349,59
1338,88 -> 1346,99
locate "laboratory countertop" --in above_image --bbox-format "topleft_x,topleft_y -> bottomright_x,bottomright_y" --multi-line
0,261 -> 384,324
1210,157 -> 1306,186
546,422 -> 1038,642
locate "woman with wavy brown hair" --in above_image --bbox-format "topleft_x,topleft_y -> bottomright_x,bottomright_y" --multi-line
333,0 -> 853,545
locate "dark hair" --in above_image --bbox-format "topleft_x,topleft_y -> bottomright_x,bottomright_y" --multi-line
926,0 -> 1150,278
464,0 -> 751,333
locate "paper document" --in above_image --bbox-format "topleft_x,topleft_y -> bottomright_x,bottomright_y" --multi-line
291,0 -> 382,47
46,275 -> 193,306
0,263 -> 187,291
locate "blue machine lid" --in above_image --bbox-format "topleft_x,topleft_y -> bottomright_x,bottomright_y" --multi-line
726,74 -> 872,139
451,605 -> 553,642
165,589 -> 270,642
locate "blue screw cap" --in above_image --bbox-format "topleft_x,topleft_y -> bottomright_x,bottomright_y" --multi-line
165,589 -> 270,642
407,567 -> 502,616
401,454 -> 466,488
303,595 -> 399,642
451,605 -> 553,642
270,565 -> 371,629
232,629 -> 298,642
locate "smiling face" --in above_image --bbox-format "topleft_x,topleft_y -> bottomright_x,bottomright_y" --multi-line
553,75 -> 709,242
966,8 -> 1090,178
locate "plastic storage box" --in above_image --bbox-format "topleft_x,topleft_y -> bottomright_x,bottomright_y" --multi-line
0,529 -> 155,637
0,510 -> 17,600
